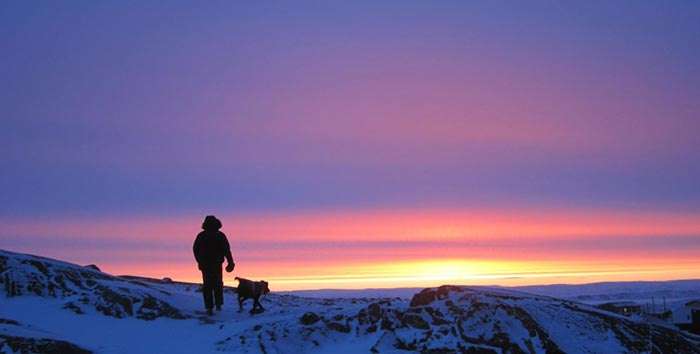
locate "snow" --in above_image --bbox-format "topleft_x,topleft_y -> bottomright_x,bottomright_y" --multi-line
281,288 -> 421,299
286,279 -> 700,305
515,279 -> 700,305
3,292 -> 228,353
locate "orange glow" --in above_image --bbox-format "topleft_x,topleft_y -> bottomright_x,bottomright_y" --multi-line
101,255 -> 700,291
2,206 -> 699,290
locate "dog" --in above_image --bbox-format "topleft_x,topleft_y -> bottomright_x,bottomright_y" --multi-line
235,277 -> 270,314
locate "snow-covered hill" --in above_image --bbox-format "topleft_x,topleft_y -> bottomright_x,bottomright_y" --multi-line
285,279 -> 700,305
517,280 -> 700,305
0,249 -> 187,321
247,285 -> 700,353
1,249 -> 699,353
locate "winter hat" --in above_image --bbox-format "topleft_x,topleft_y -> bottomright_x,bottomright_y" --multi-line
202,215 -> 222,231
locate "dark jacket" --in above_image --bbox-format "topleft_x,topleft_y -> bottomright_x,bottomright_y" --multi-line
193,230 -> 234,269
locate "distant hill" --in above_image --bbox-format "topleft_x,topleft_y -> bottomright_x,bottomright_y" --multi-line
517,279 -> 700,304
285,279 -> 700,303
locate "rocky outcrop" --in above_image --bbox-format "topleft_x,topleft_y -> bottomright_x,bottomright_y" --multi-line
0,250 -> 187,320
0,334 -> 92,354
222,285 -> 700,353
299,312 -> 321,325
84,264 -> 101,272
370,285 -> 700,353
0,319 -> 91,354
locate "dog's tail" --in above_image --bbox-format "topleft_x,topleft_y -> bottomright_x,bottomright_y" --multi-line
234,277 -> 240,281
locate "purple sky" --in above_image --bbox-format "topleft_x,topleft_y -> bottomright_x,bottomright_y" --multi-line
2,1 -> 699,218
1,1 -> 700,288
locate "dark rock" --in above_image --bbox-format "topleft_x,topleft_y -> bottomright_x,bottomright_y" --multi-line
326,321 -> 351,333
95,286 -> 133,318
410,285 -> 463,307
425,307 -> 450,325
0,334 -> 91,354
84,264 -> 101,272
299,312 -> 321,325
401,313 -> 430,330
367,302 -> 382,322
62,302 -> 84,315
136,295 -> 186,320
25,260 -> 50,277
410,288 -> 437,307
0,318 -> 20,325
27,280 -> 43,295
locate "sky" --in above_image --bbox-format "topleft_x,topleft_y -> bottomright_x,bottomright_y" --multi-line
1,1 -> 700,290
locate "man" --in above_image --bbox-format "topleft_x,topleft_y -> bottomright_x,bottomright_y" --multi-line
193,215 -> 235,315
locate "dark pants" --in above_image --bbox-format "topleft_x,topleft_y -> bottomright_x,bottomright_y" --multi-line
201,266 -> 223,310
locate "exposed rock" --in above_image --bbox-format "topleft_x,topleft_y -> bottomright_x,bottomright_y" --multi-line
136,295 -> 186,320
299,312 -> 321,325
0,334 -> 91,354
325,321 -> 351,333
400,313 -> 429,329
0,318 -> 19,326
409,285 -> 463,307
0,255 -> 7,273
62,302 -> 84,315
224,285 -> 700,353
84,264 -> 101,272
0,249 -> 188,321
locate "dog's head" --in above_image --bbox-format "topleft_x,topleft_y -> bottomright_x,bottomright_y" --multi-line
260,280 -> 270,295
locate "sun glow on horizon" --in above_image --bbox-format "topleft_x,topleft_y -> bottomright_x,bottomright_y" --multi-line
2,206 -> 700,291
253,258 -> 700,291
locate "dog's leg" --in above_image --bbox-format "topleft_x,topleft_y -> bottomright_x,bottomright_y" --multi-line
249,297 -> 258,314
238,295 -> 244,312
254,297 -> 264,312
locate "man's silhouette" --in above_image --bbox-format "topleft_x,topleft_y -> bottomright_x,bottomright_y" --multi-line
193,215 -> 235,315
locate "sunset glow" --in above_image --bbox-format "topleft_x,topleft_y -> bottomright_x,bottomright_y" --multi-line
3,207 -> 700,290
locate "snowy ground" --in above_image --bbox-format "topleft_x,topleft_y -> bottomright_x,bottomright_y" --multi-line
1,249 -> 700,353
1,290 -> 395,354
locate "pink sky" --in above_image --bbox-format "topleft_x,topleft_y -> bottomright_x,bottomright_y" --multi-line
3,206 -> 700,290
